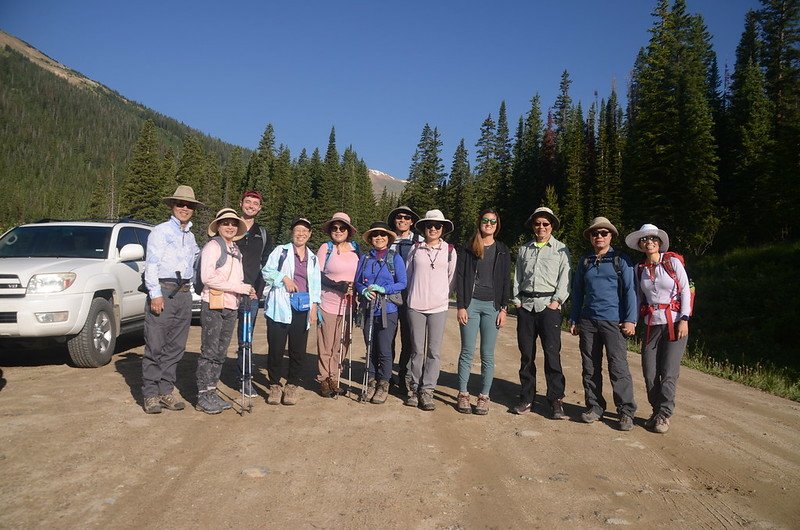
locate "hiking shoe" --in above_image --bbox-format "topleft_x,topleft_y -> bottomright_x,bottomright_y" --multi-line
456,392 -> 472,414
619,414 -> 634,431
208,389 -> 232,411
405,391 -> 419,407
645,412 -> 658,429
581,408 -> 602,423
196,392 -> 224,414
474,394 -> 490,416
159,392 -> 185,411
371,380 -> 389,404
143,396 -> 162,414
267,384 -> 282,406
361,379 -> 377,403
551,399 -> 566,420
282,384 -> 298,405
513,401 -> 532,415
242,380 -> 258,398
654,414 -> 670,434
419,390 -> 436,411
319,378 -> 333,398
327,377 -> 341,396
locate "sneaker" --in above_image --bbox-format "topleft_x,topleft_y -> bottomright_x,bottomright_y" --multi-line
208,389 -> 232,411
267,384 -> 282,406
242,380 -> 258,398
361,379 -> 377,403
513,401 -> 532,415
551,399 -> 566,420
619,414 -> 634,431
581,408 -> 602,423
419,390 -> 436,411
196,392 -> 224,414
159,392 -> 185,411
644,412 -> 658,429
404,391 -> 419,407
474,394 -> 490,416
371,380 -> 389,404
282,384 -> 298,405
654,414 -> 670,434
456,392 -> 472,414
143,396 -> 162,414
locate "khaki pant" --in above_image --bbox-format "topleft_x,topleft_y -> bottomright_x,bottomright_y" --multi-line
316,308 -> 350,383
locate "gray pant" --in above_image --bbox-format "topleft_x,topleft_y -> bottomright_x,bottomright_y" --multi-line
578,318 -> 636,417
407,308 -> 448,392
197,302 -> 238,392
141,290 -> 192,398
641,323 -> 687,418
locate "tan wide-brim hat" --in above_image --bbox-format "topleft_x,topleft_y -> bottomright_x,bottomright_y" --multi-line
524,206 -> 560,231
163,185 -> 204,207
625,223 -> 670,252
414,209 -> 454,236
387,205 -> 420,227
362,221 -> 397,246
321,212 -> 357,238
583,216 -> 619,239
208,208 -> 247,240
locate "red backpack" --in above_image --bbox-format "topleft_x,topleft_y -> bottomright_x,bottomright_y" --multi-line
637,251 -> 695,342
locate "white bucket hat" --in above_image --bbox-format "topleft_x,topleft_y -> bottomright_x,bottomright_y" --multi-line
625,223 -> 670,252
414,209 -> 454,236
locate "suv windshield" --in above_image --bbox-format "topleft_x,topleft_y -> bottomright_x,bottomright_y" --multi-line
0,225 -> 112,259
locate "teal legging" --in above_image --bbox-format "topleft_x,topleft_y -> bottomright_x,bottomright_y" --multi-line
457,299 -> 499,396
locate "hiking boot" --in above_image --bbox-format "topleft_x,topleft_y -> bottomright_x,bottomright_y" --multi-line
419,390 -> 436,411
456,392 -> 472,414
282,384 -> 298,405
143,396 -> 162,414
242,380 -> 258,398
645,412 -> 658,429
654,414 -> 670,434
361,379 -> 377,403
551,399 -> 566,420
581,408 -> 602,423
619,414 -> 634,431
159,392 -> 185,411
319,378 -> 333,398
327,377 -> 340,396
513,401 -> 532,415
405,391 -> 419,407
208,389 -> 232,411
196,392 -> 224,414
267,384 -> 282,406
371,380 -> 389,404
474,394 -> 490,416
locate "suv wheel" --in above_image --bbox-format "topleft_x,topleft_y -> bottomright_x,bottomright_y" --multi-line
67,297 -> 117,367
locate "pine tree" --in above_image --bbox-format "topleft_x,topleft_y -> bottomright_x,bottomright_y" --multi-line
120,120 -> 164,223
561,105 -> 588,252
266,145 -> 293,241
494,101 -> 514,223
222,146 -> 245,207
446,139 -> 477,244
509,95 -> 544,245
284,148 -> 314,245
400,124 -> 445,215
317,127 -> 341,222
595,88 -> 624,227
474,114 -> 499,208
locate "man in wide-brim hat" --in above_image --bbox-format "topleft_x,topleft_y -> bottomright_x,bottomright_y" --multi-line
141,185 -> 203,414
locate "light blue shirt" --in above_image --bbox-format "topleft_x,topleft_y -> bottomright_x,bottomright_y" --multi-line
145,215 -> 199,299
261,243 -> 321,328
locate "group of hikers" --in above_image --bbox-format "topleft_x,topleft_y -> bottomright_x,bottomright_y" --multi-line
141,185 -> 692,434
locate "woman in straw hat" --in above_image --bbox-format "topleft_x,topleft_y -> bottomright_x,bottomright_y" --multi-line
195,208 -> 256,414
315,212 -> 360,398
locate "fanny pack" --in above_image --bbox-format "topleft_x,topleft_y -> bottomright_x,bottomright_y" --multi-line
290,291 -> 311,312
387,292 -> 403,306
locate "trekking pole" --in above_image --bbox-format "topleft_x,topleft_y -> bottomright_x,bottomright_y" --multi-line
240,306 -> 253,415
346,290 -> 354,398
360,297 -> 376,403
329,293 -> 348,400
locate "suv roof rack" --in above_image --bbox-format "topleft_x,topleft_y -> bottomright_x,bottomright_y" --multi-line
31,218 -> 153,226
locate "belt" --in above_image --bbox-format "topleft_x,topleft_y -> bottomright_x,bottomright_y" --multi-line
159,278 -> 189,285
159,281 -> 190,293
519,290 -> 555,298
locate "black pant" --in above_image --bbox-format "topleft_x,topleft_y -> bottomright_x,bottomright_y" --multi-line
516,306 -> 565,404
266,310 -> 308,386
141,290 -> 192,398
393,304 -> 413,384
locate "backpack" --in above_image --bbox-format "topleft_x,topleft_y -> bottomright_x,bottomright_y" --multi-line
637,251 -> 695,342
411,241 -> 455,268
582,252 -> 626,301
193,236 -> 239,294
322,240 -> 361,273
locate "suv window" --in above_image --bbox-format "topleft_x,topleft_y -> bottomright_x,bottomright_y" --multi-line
0,226 -> 112,259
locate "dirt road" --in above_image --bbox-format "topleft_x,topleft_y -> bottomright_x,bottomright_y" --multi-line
1,309 -> 798,529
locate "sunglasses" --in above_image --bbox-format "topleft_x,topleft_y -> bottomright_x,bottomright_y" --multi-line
371,232 -> 389,238
174,201 -> 196,210
219,220 -> 238,227
426,223 -> 444,230
639,236 -> 661,243
330,225 -> 348,233
591,230 -> 611,238
533,222 -> 550,227
481,218 -> 498,225
395,214 -> 413,221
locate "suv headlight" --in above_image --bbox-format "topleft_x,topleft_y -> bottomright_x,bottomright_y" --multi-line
27,273 -> 77,294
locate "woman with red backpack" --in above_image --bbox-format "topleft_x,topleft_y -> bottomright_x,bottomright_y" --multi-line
626,224 -> 692,434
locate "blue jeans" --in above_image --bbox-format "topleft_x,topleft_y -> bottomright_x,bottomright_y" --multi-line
457,299 -> 499,396
237,298 -> 260,378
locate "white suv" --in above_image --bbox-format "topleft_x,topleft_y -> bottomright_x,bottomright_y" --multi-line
0,220 -> 152,367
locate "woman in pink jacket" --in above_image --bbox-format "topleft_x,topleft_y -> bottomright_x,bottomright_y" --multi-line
196,208 -> 256,414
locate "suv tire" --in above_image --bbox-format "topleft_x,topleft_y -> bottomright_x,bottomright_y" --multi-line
67,297 -> 116,367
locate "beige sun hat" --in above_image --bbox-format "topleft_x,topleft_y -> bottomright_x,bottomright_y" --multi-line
414,209 -> 454,235
583,216 -> 619,239
362,221 -> 397,246
163,185 -> 204,207
208,208 -> 247,240
625,223 -> 670,252
321,212 -> 357,238
524,206 -> 560,231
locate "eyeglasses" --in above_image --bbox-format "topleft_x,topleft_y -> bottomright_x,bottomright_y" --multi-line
591,230 -> 611,238
174,201 -> 196,210
639,236 -> 661,243
533,222 -> 550,227
426,223 -> 444,230
395,214 -> 413,221
219,220 -> 238,227
330,225 -> 348,233
481,218 -> 498,225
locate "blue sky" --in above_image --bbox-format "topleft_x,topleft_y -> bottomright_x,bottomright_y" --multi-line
2,0 -> 760,180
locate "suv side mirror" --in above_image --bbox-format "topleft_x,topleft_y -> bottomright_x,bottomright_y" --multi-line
118,243 -> 144,262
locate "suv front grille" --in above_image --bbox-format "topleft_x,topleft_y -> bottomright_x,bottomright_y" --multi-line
0,275 -> 25,297
0,312 -> 17,323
